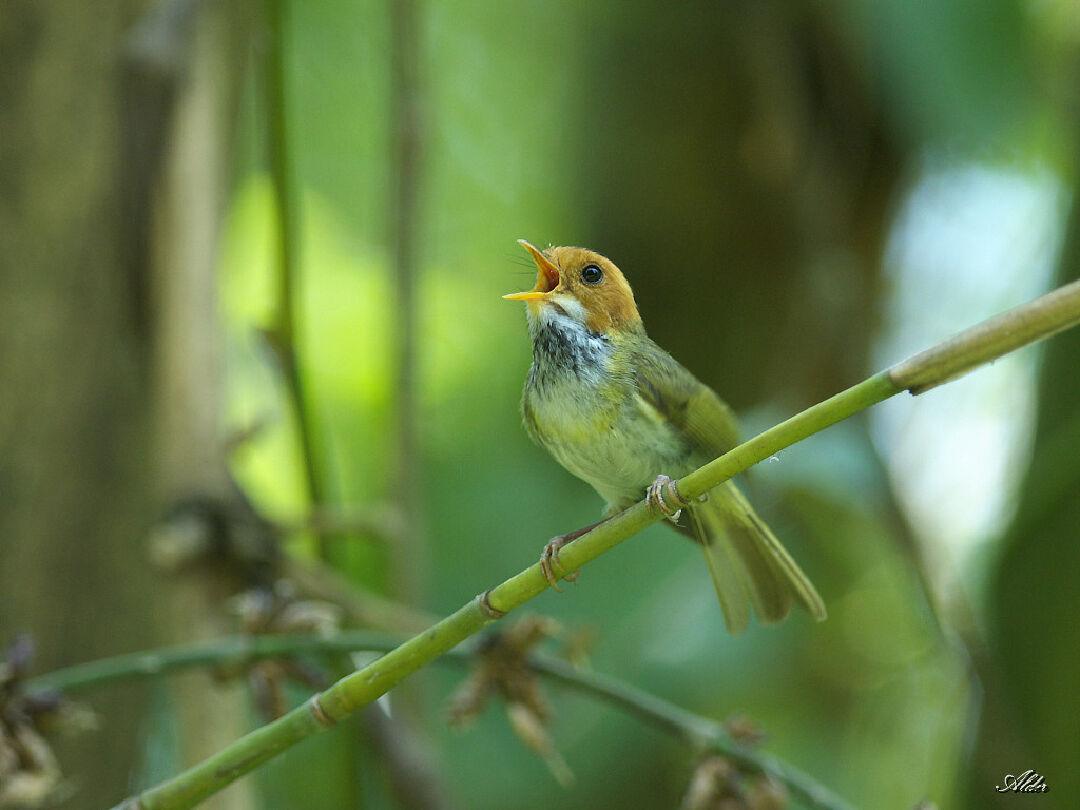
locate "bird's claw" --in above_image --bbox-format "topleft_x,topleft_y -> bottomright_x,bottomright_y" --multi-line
540,535 -> 579,591
647,474 -> 688,523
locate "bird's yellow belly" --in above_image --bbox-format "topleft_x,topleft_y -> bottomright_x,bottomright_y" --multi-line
527,382 -> 689,510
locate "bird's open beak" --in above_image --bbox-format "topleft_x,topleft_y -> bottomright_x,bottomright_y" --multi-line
503,239 -> 560,302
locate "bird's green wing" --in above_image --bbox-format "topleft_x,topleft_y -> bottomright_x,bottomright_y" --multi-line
631,338 -> 826,630
631,339 -> 741,462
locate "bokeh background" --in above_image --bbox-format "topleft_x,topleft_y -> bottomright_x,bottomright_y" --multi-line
3,0 -> 1079,808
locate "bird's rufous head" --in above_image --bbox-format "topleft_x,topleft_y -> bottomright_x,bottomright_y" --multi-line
503,240 -> 642,334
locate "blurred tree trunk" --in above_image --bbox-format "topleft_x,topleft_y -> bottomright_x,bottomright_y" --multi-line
0,2 -> 159,805
0,2 -> 253,808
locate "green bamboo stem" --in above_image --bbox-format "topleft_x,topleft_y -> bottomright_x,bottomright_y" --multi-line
113,278 -> 1080,810
887,276 -> 1080,394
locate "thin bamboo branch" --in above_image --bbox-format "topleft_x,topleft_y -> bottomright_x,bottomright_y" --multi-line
283,557 -> 437,634
264,0 -> 327,557
528,656 -> 856,810
24,632 -> 402,695
111,278 -> 1080,810
283,504 -> 407,540
387,0 -> 424,600
360,702 -> 457,810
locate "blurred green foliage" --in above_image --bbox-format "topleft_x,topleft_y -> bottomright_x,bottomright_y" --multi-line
209,0 -> 1080,808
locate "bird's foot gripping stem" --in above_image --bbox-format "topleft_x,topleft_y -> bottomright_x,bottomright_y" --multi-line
540,535 -> 577,591
647,475 -> 688,523
539,519 -> 606,591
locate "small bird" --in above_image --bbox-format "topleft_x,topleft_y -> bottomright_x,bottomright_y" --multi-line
504,240 -> 826,633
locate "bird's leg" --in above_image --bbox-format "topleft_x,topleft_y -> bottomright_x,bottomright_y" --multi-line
540,519 -> 608,591
647,475 -> 689,523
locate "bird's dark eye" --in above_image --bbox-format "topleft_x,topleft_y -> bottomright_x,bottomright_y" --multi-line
581,264 -> 603,285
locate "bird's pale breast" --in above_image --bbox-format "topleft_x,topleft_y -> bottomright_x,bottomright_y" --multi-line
522,311 -> 691,511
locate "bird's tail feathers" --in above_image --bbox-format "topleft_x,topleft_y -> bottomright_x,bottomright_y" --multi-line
689,481 -> 825,634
